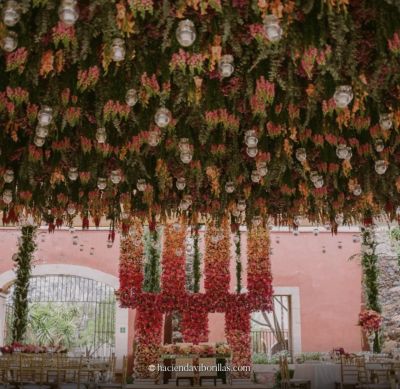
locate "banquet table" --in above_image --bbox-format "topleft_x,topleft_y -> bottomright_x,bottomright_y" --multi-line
293,362 -> 341,389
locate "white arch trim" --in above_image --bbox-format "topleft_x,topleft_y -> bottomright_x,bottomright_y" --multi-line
0,264 -> 128,368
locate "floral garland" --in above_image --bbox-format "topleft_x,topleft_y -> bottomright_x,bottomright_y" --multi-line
204,219 -> 230,311
181,294 -> 209,344
133,305 -> 163,379
118,221 -> 144,306
234,229 -> 242,293
192,225 -> 201,293
247,225 -> 274,311
12,224 -> 37,343
143,223 -> 161,293
225,308 -> 251,378
359,309 -> 382,333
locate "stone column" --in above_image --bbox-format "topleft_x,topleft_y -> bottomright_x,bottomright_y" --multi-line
374,227 -> 400,354
0,292 -> 7,346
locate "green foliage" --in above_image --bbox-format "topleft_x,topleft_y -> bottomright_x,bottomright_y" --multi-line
143,227 -> 161,293
11,225 -> 37,343
192,224 -> 201,293
252,353 -> 269,364
390,227 -> 400,268
235,231 -> 242,294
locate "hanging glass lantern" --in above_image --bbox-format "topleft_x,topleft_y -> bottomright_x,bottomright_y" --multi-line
3,0 -> 20,27
263,15 -> 283,42
176,177 -> 186,190
67,203 -> 76,216
335,213 -> 344,225
179,197 -> 190,211
176,19 -> 196,47
237,199 -> 246,212
333,85 -> 353,108
246,146 -> 258,158
293,215 -> 301,226
180,152 -> 193,164
310,171 -> 319,183
225,181 -> 235,194
97,177 -> 107,190
231,208 -> 240,218
148,130 -> 161,147
137,179 -> 146,192
256,161 -> 268,177
38,106 -> 53,126
353,184 -> 362,196
110,169 -> 122,184
245,129 -> 258,147
313,175 -> 324,188
36,125 -> 49,138
336,144 -> 350,160
379,113 -> 393,131
34,136 -> 46,147
68,167 -> 79,181
252,216 -> 262,227
111,38 -> 126,62
96,127 -> 107,143
3,169 -> 14,183
2,189 -> 12,205
344,147 -> 352,160
375,160 -> 388,175
154,107 -> 172,128
374,139 -> 385,153
251,169 -> 261,183
1,30 -> 17,52
219,55 -> 234,78
125,88 -> 138,107
295,148 -> 307,162
58,0 -> 79,26
178,138 -> 190,153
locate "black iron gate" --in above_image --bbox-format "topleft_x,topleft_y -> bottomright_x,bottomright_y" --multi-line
5,275 -> 116,357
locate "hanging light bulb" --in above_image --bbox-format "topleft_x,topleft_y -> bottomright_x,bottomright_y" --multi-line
96,127 -> 107,143
178,138 -> 190,153
180,152 -> 193,164
137,179 -> 146,192
295,148 -> 307,162
237,199 -> 246,212
110,170 -> 122,184
36,125 -> 49,138
34,136 -> 46,147
252,216 -> 262,227
3,169 -> 14,183
154,107 -> 172,128
336,144 -> 350,160
245,130 -> 258,147
310,171 -> 319,183
219,55 -> 234,78
263,15 -> 283,42
335,213 -> 344,225
1,31 -> 17,52
125,89 -> 138,107
148,130 -> 161,147
68,167 -> 79,181
293,215 -> 301,226
97,177 -> 107,190
333,85 -> 353,108
375,160 -> 388,175
38,106 -> 53,126
251,170 -> 261,183
225,181 -> 235,193
379,113 -> 393,131
353,184 -> 362,196
58,0 -> 79,26
67,203 -> 76,216
374,139 -> 385,153
246,147 -> 258,158
176,19 -> 196,47
2,189 -> 12,204
179,198 -> 190,211
344,147 -> 352,160
313,175 -> 324,188
256,161 -> 268,177
111,38 -> 126,62
3,0 -> 20,27
176,177 -> 186,190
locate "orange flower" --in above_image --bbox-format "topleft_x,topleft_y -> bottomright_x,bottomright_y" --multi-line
39,50 -> 54,77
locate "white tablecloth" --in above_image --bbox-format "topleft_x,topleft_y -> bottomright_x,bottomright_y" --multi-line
293,362 -> 341,389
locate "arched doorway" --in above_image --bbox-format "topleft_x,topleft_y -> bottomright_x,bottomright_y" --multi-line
0,264 -> 128,367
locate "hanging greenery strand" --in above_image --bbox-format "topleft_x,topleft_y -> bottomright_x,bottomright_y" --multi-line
235,230 -> 242,294
192,224 -> 201,293
143,224 -> 161,293
11,224 -> 37,343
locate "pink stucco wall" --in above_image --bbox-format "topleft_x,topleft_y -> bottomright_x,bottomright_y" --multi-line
0,228 -> 362,354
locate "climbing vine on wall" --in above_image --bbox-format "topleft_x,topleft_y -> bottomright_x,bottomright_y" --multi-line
234,229 -> 242,294
11,224 -> 37,343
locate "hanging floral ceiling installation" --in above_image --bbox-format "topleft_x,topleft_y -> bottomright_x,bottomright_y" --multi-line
1,0 -> 400,227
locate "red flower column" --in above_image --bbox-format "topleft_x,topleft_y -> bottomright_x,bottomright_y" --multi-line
117,221 -> 144,307
247,225 -> 273,312
204,219 -> 231,311
181,294 -> 209,344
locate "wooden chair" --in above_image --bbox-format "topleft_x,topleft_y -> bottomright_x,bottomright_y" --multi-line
96,356 -> 128,389
175,357 -> 195,387
0,357 -> 9,389
198,357 -> 218,386
279,357 -> 311,389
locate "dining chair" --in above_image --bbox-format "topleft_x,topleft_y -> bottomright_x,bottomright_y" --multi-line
198,357 -> 218,386
96,356 -> 128,389
175,357 -> 195,386
279,356 -> 311,389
